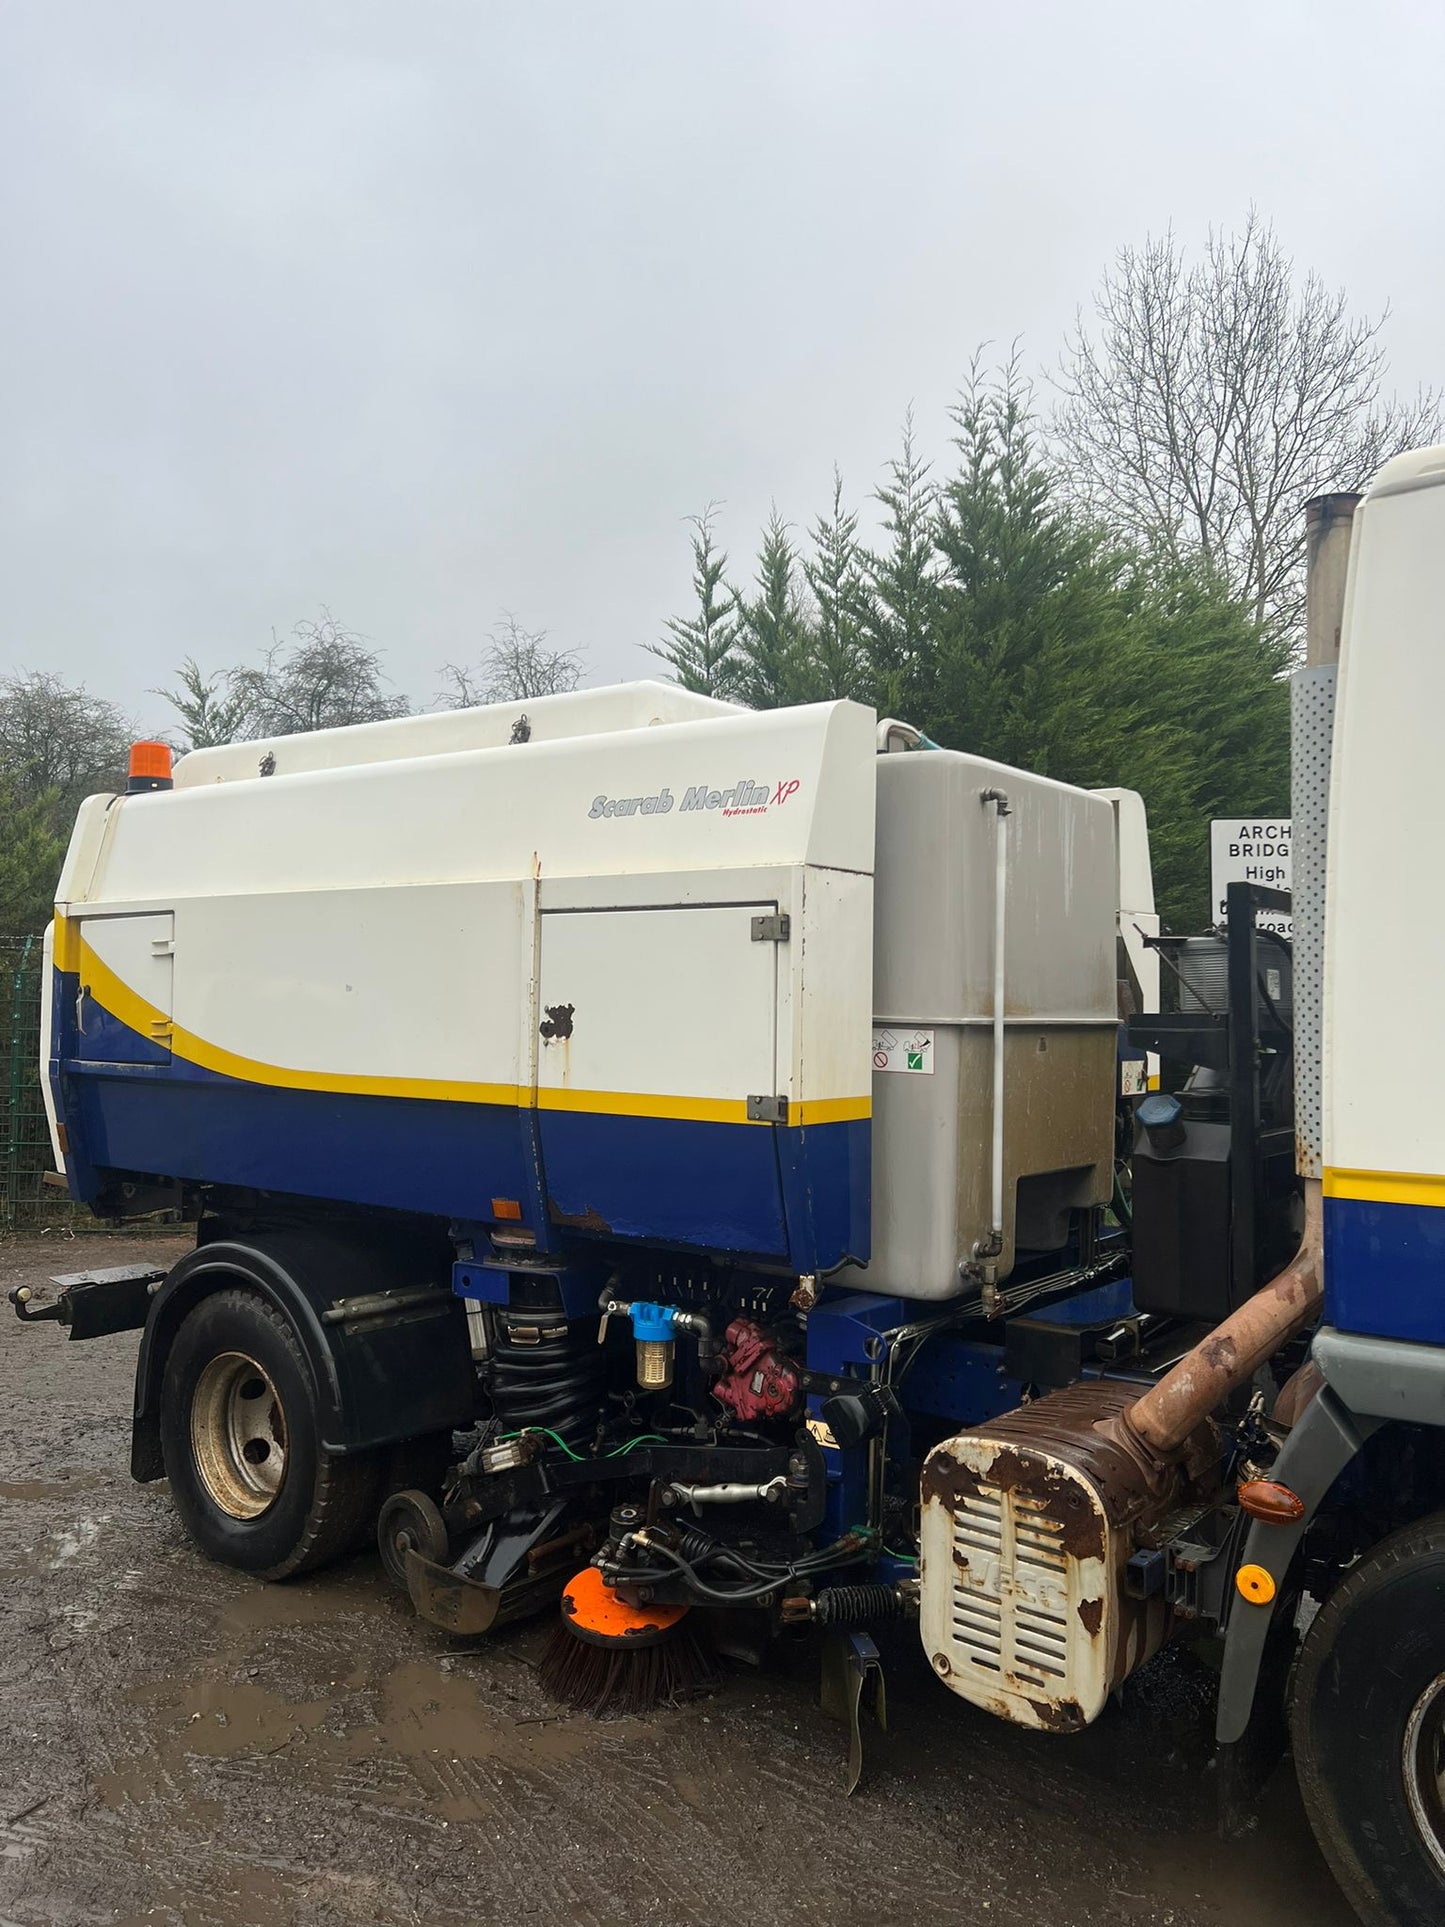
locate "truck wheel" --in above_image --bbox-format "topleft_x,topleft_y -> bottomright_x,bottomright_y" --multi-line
160,1287 -> 379,1580
1292,1513 -> 1445,1926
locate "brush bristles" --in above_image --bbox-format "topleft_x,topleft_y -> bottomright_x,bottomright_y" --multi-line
539,1619 -> 722,1717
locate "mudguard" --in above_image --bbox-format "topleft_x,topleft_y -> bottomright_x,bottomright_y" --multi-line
131,1228 -> 476,1479
1216,1383 -> 1380,1745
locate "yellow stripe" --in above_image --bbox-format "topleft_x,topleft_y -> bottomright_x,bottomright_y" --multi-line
64,921 -> 870,1129
1324,1167 -> 1445,1208
791,1094 -> 871,1127
52,913 -> 80,973
535,1089 -> 869,1127
537,1085 -> 749,1125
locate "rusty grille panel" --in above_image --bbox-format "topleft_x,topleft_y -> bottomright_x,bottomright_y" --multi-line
950,1483 -> 1072,1689
951,1483 -> 1004,1672
921,1384 -> 1176,1731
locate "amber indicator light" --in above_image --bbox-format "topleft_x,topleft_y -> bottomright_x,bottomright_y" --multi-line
491,1197 -> 523,1221
1237,1479 -> 1306,1524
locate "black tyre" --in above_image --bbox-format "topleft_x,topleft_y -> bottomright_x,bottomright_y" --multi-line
1293,1512 -> 1445,1926
377,1488 -> 449,1591
160,1287 -> 379,1580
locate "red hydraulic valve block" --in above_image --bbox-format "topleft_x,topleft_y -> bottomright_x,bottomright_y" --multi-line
712,1317 -> 801,1422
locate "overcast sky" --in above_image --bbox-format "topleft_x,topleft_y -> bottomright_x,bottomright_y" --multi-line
1,0 -> 1440,731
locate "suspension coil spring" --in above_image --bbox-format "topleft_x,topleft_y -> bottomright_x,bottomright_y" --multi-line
811,1584 -> 907,1628
489,1311 -> 607,1446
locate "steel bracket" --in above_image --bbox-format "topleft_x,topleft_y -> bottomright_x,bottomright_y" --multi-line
820,1629 -> 887,1795
750,913 -> 790,942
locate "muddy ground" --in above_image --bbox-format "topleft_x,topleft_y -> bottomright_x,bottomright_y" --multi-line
0,1228 -> 1352,1927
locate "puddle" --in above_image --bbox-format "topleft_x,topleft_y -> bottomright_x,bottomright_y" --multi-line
0,1475 -> 108,1503
105,1657 -> 637,1821
216,1569 -> 390,1636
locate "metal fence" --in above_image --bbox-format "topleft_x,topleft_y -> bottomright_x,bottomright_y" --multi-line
2,936 -> 77,1227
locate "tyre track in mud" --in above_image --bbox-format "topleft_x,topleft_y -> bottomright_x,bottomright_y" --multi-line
1,1230 -> 1351,1927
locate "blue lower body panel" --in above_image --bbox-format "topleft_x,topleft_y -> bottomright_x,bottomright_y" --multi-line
64,1065 -> 534,1223
1325,1196 -> 1445,1344
540,1108 -> 790,1256
58,1056 -> 867,1272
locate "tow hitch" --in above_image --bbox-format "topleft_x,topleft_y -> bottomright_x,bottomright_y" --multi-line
8,1264 -> 165,1338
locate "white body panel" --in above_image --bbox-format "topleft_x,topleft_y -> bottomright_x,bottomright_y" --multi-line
1326,451 -> 1445,1185
172,683 -> 742,788
1096,787 -> 1160,1087
58,690 -> 875,1126
1095,788 -> 1160,1011
50,680 -> 1116,1293
536,903 -> 777,1109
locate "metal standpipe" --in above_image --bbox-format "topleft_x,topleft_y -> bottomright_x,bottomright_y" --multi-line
974,786 -> 1011,1312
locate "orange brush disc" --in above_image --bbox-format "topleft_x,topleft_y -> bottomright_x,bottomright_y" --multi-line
559,1566 -> 689,1649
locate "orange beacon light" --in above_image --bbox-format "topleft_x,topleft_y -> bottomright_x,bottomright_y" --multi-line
126,741 -> 174,794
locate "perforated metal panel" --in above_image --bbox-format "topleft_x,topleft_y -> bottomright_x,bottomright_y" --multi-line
948,1483 -> 1071,1689
920,1440 -> 1116,1729
1291,664 -> 1336,1179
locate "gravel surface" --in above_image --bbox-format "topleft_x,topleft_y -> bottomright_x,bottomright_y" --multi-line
0,1227 -> 1353,1927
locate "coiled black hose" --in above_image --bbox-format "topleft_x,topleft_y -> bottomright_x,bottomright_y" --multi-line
488,1313 -> 607,1444
675,1526 -> 724,1565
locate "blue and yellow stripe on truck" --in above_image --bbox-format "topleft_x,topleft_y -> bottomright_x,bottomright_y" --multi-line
1324,1167 -> 1445,1345
50,915 -> 870,1272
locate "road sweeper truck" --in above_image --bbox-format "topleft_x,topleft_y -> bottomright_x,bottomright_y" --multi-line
15,449 -> 1445,1926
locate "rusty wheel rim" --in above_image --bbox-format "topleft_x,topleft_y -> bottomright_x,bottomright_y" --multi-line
190,1350 -> 288,1519
1403,1672 -> 1445,1878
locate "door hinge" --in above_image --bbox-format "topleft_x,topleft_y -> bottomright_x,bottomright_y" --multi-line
751,913 -> 791,943
747,1095 -> 790,1124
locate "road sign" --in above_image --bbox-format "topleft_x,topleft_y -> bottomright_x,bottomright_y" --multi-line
1209,819 -> 1292,935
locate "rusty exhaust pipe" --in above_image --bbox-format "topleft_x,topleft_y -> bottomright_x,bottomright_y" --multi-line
1114,494 -> 1359,1464
1123,1185 -> 1321,1456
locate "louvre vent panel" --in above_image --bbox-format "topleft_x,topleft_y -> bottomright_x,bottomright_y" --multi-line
921,1426 -> 1128,1732
947,1477 -> 1087,1690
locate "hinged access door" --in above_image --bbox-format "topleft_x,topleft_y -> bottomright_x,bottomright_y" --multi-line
532,902 -> 788,1257
74,912 -> 175,1064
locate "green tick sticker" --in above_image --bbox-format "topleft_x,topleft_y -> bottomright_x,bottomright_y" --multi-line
906,1051 -> 924,1071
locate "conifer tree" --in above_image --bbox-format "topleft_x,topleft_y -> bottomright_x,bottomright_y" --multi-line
734,509 -> 811,709
803,470 -> 873,701
927,356 -> 1287,929
865,409 -> 941,712
648,507 -> 741,697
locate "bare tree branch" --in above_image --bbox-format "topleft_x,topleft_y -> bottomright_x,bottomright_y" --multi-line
437,613 -> 585,707
159,611 -> 410,747
0,670 -> 135,803
1054,213 -> 1441,639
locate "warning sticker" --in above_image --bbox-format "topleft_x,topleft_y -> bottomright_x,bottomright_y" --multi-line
872,1027 -> 935,1074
